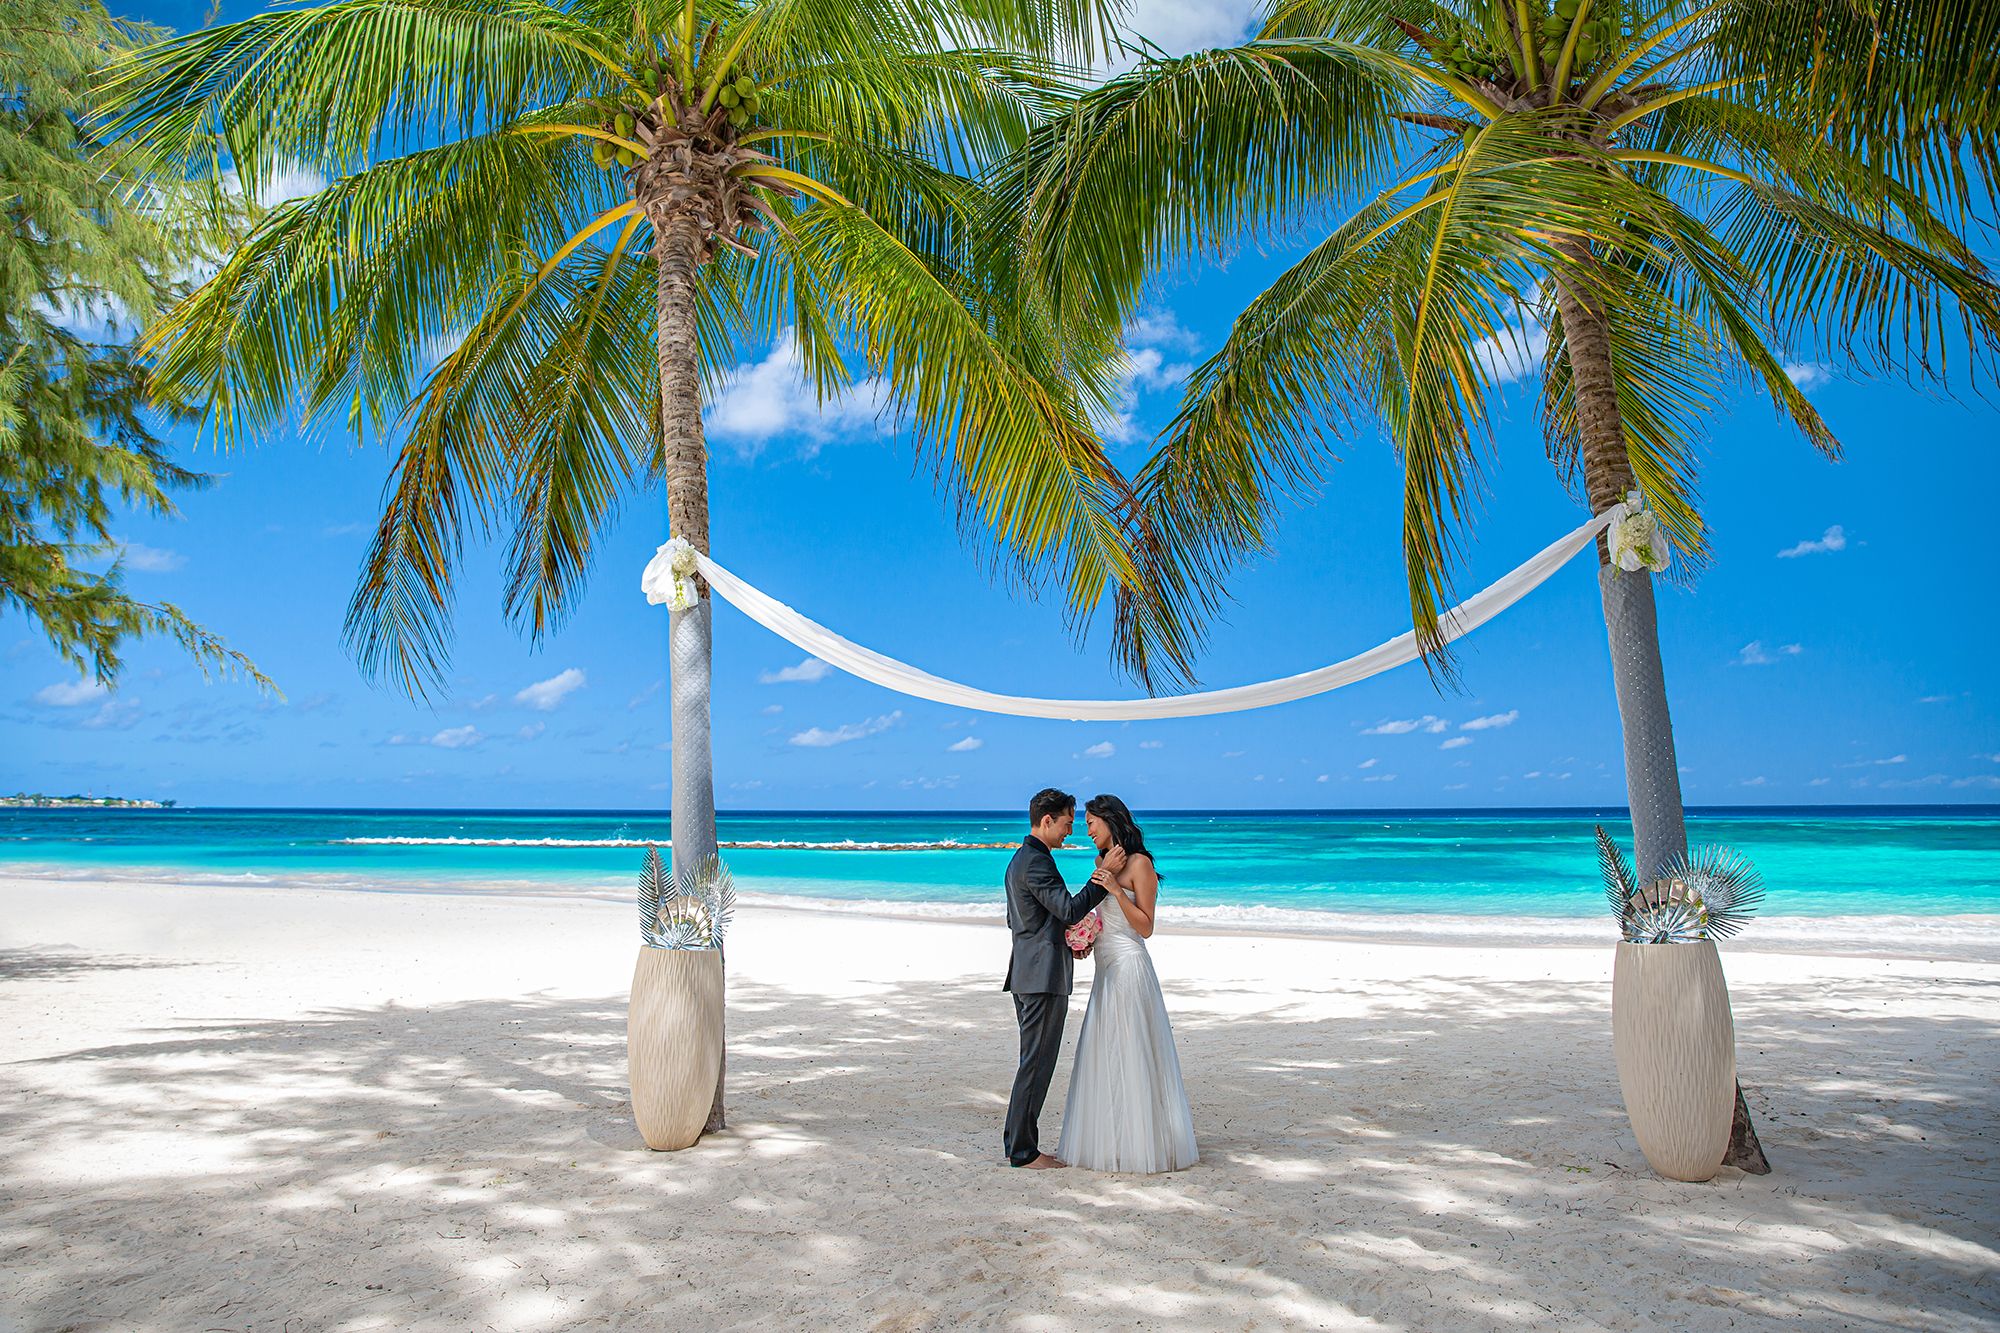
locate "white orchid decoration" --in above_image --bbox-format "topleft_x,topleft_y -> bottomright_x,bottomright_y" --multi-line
641,536 -> 702,612
1608,492 -> 1673,575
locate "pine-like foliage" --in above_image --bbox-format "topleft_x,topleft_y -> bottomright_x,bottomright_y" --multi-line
0,0 -> 268,690
1597,823 -> 1765,944
638,847 -> 736,949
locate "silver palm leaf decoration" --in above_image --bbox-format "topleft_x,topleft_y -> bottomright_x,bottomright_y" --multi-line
638,847 -> 736,950
638,845 -> 670,945
1596,825 -> 1764,944
1597,824 -> 1638,933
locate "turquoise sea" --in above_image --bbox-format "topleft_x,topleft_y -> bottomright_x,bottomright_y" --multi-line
3,807 -> 1996,929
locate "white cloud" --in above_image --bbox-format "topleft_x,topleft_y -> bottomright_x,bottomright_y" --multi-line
118,542 -> 185,573
1952,775 -> 2000,789
760,657 -> 832,685
1081,741 -> 1116,760
627,679 -> 664,711
79,697 -> 142,730
790,710 -> 902,748
34,679 -> 108,707
1737,641 -> 1803,666
1222,750 -> 1245,759
947,736 -> 983,752
1979,753 -> 2000,764
1138,739 -> 1164,750
1362,715 -> 1448,735
514,667 -> 586,711
1808,777 -> 1831,786
1315,774 -> 1330,783
1784,362 -> 1831,390
761,704 -> 784,716
1471,317 -> 1548,386
1439,736 -> 1474,750
1097,0 -> 1260,70
390,725 -> 483,749
1357,757 -> 1378,769
1777,525 -> 1847,559
1362,773 -> 1398,783
517,722 -> 545,741
705,330 -> 891,459
1126,309 -> 1201,352
1098,345 -> 1195,444
228,159 -> 329,209
1842,754 -> 1908,768
1459,710 -> 1519,731
1919,694 -> 1959,704
1738,776 -> 1769,788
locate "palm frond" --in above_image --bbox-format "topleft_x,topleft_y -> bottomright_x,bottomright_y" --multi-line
138,117 -> 618,448
1596,822 -> 1637,929
638,843 -> 670,944
95,0 -> 628,185
994,35 -> 1411,338
1702,0 -> 2000,209
1660,842 -> 1765,940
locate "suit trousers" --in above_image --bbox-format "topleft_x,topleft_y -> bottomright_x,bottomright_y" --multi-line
1004,992 -> 1068,1166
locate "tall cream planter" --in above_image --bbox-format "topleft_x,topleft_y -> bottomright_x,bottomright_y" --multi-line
628,946 -> 724,1151
1612,940 -> 1736,1181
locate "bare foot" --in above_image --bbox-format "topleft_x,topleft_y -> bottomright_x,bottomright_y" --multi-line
1023,1154 -> 1067,1169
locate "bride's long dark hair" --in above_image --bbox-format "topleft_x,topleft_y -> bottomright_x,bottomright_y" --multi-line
1085,794 -> 1161,880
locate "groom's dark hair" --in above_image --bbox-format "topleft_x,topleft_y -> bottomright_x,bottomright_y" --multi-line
1028,788 -> 1075,826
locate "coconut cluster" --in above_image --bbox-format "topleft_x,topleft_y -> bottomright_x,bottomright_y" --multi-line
589,56 -> 768,171
1536,0 -> 1616,70
1431,0 -> 1621,88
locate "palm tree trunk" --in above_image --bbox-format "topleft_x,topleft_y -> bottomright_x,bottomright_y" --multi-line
1553,244 -> 1770,1174
652,211 -> 726,1134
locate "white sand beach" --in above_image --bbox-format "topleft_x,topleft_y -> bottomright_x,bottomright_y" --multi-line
2,873 -> 1995,1331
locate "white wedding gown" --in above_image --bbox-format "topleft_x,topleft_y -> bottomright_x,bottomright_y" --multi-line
1056,894 -> 1199,1173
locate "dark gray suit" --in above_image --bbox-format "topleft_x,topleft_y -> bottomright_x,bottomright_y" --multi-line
1001,834 -> 1106,1166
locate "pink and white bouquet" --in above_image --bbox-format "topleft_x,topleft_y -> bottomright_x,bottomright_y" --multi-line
1065,909 -> 1103,958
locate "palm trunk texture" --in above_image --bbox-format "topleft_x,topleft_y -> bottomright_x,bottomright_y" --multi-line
1554,247 -> 1770,1174
652,212 -> 727,1135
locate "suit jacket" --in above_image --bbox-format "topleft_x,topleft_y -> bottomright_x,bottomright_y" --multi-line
1002,835 -> 1108,995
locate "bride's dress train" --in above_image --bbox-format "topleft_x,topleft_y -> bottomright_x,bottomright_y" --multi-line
1056,898 -> 1198,1172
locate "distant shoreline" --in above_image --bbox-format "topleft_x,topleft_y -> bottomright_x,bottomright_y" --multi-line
3,801 -> 1994,817
0,795 -> 172,809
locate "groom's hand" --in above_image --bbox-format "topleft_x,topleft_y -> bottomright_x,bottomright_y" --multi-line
1103,845 -> 1128,873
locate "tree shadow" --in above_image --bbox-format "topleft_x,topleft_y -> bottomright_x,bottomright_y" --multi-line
1,964 -> 1994,1330
0,946 -> 197,982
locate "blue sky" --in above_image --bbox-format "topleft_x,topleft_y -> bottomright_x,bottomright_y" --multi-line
5,0 -> 1997,810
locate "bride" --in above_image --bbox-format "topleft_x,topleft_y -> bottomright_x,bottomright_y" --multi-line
1056,794 -> 1199,1173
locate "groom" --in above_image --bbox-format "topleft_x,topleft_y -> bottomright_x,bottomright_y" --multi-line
1002,787 -> 1110,1169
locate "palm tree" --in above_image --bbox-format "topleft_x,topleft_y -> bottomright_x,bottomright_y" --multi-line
1003,0 -> 1999,1169
95,0 -> 1201,1130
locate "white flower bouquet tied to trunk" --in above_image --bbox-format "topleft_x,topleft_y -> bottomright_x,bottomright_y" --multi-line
1608,492 -> 1672,574
642,536 -> 702,612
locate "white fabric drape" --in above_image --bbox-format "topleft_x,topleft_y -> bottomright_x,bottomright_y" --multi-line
642,510 -> 1616,721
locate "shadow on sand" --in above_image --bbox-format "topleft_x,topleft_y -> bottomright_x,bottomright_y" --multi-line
2,953 -> 1995,1330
